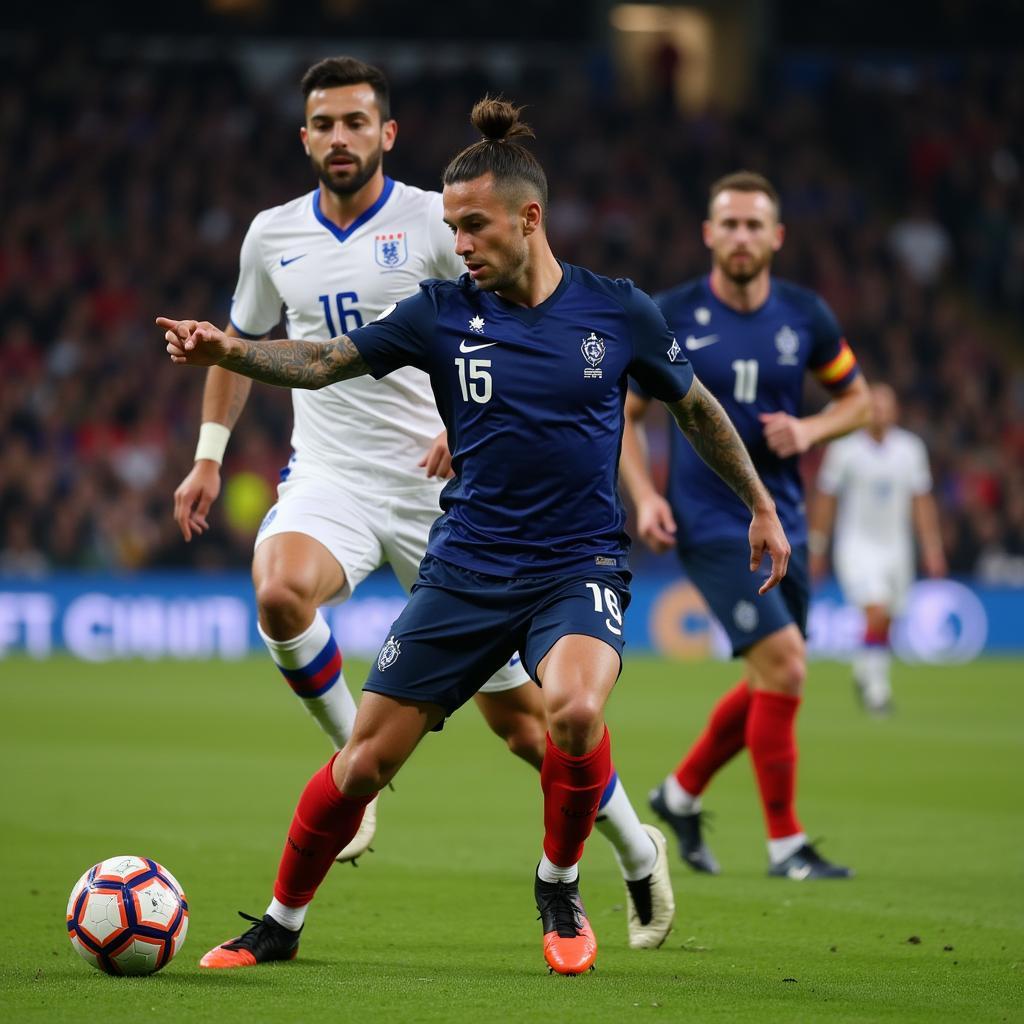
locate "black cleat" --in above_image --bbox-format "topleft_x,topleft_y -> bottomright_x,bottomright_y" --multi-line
199,911 -> 302,968
768,842 -> 853,880
649,783 -> 720,875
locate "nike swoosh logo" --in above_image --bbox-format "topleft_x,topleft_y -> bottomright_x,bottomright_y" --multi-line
787,865 -> 812,880
685,334 -> 719,350
280,254 -> 308,267
459,340 -> 497,353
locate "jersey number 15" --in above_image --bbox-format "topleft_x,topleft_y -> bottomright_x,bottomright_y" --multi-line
455,358 -> 492,403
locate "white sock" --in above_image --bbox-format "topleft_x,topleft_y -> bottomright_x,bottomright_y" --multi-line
854,648 -> 892,708
594,773 -> 658,881
768,832 -> 807,864
537,854 -> 579,884
266,897 -> 307,931
662,773 -> 701,815
260,612 -> 357,750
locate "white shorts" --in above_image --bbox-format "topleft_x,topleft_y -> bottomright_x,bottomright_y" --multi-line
255,470 -> 530,694
834,543 -> 914,614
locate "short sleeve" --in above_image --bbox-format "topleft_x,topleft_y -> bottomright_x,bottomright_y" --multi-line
229,214 -> 283,338
816,440 -> 847,495
425,192 -> 464,282
347,287 -> 436,379
908,436 -> 933,495
626,288 -> 694,403
806,297 -> 860,392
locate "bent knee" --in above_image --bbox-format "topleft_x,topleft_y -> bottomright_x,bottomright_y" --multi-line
336,742 -> 395,795
255,577 -> 317,635
547,695 -> 605,750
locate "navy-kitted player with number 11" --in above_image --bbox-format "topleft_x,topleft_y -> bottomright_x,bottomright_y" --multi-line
158,100 -> 790,976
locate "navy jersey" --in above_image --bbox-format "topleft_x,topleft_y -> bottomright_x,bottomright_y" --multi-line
653,276 -> 859,549
348,261 -> 694,577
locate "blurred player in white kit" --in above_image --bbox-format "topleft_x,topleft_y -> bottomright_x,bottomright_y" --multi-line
171,56 -> 673,947
809,383 -> 947,713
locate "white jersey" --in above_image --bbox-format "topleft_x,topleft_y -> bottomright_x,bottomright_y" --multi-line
817,427 -> 932,559
229,177 -> 464,490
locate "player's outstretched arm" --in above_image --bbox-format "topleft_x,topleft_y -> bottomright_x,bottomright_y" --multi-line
667,377 -> 791,593
157,317 -> 371,389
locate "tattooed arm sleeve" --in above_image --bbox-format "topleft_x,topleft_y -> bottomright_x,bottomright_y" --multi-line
219,334 -> 370,390
666,376 -> 774,514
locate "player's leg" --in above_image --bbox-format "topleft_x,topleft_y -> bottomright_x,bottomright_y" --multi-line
473,679 -> 659,929
649,543 -> 775,873
857,603 -> 893,714
254,483 -> 386,862
836,544 -> 894,713
199,692 -> 443,969
530,633 -> 618,973
523,573 -> 674,969
253,531 -> 356,747
744,624 -> 852,879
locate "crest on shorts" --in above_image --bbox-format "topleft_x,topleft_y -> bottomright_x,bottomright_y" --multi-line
733,600 -> 759,632
581,332 -> 606,379
667,337 -> 682,363
375,232 -> 408,269
775,325 -> 800,365
377,635 -> 402,671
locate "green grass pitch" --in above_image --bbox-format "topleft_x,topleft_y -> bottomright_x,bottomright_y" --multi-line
1,655 -> 1021,1023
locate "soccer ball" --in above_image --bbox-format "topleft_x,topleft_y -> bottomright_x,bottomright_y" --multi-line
66,856 -> 189,975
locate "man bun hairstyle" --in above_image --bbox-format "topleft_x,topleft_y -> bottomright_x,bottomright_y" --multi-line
443,96 -> 548,209
709,170 -> 780,220
301,56 -> 391,121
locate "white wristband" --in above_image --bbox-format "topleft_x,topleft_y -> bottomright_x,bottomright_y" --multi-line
194,422 -> 231,465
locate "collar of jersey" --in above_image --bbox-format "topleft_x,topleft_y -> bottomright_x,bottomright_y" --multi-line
311,176 -> 396,244
477,260 -> 572,327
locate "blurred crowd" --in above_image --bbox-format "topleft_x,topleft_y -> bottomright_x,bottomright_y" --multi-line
1,38 -> 1022,582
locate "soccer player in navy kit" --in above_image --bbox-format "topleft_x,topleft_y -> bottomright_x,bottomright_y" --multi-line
159,106 -> 790,975
621,171 -> 871,879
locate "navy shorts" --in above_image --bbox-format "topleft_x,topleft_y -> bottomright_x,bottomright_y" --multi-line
679,540 -> 809,657
363,554 -> 632,722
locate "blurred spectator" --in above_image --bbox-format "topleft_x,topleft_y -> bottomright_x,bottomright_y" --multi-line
0,36 -> 1021,578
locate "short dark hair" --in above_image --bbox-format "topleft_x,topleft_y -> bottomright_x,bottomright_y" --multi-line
709,170 -> 780,219
300,57 -> 391,121
442,96 -> 548,209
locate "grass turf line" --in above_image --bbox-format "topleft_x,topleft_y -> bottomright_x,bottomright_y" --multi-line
1,655 -> 1022,1023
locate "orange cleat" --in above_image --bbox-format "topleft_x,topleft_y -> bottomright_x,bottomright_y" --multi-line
535,874 -> 598,975
199,911 -> 300,969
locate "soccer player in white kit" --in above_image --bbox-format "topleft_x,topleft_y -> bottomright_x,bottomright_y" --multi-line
809,383 -> 947,712
172,58 -> 673,948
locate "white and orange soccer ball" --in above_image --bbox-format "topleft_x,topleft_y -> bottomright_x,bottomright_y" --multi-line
66,856 -> 189,975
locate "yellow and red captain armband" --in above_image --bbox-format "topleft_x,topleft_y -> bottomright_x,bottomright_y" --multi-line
812,338 -> 858,390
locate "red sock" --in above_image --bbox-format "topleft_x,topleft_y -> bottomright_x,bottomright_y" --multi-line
541,728 -> 612,867
746,690 -> 802,839
674,680 -> 752,795
273,755 -> 375,907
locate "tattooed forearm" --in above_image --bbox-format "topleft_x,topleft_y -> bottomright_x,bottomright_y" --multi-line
220,335 -> 370,390
668,378 -> 772,513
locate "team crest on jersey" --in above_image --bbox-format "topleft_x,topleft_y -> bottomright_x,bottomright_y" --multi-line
468,315 -> 486,333
375,232 -> 408,269
377,635 -> 402,671
581,332 -> 606,379
694,306 -> 711,325
775,325 -> 800,365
